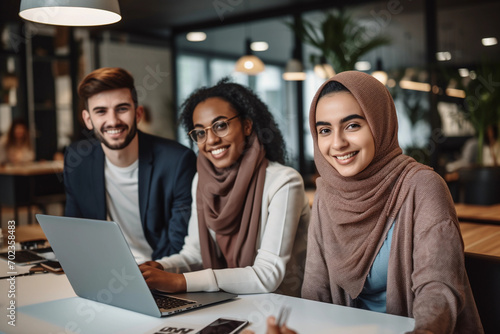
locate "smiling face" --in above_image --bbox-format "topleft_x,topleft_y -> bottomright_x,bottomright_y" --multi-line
315,92 -> 375,177
192,97 -> 252,169
82,88 -> 143,151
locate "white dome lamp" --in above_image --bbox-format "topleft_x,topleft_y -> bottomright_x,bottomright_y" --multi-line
19,0 -> 121,26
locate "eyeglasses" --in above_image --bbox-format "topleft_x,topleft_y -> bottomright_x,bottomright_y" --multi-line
188,115 -> 240,143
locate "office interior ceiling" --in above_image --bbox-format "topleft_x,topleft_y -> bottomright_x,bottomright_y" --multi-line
1,0 -> 499,68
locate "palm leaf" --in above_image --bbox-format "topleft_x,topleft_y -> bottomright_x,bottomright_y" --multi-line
285,9 -> 391,73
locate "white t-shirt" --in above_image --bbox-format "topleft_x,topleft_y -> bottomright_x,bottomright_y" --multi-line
105,157 -> 153,263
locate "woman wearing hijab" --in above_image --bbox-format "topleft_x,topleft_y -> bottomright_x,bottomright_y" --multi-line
139,79 -> 310,297
302,71 -> 482,333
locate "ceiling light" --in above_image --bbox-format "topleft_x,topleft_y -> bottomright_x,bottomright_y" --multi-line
235,39 -> 265,75
283,45 -> 306,81
283,59 -> 306,81
354,61 -> 371,71
372,71 -> 388,85
313,56 -> 335,79
19,0 -> 121,26
250,41 -> 268,52
371,59 -> 388,85
186,32 -> 206,42
445,79 -> 465,98
446,88 -> 466,98
283,72 -> 307,81
399,80 -> 431,92
235,55 -> 265,74
458,68 -> 470,78
436,51 -> 452,61
482,37 -> 498,46
314,64 -> 335,79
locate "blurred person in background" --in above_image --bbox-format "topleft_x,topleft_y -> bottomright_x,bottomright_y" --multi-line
0,118 -> 35,165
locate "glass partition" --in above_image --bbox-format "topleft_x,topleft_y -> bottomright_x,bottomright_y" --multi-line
174,0 -> 499,178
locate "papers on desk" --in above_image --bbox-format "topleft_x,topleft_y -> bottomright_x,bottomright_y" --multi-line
147,322 -> 205,334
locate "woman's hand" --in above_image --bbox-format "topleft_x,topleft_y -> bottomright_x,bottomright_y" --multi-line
141,260 -> 164,270
241,316 -> 297,334
139,263 -> 187,293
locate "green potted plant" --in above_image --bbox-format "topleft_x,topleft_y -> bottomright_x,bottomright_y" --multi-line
456,63 -> 500,205
286,9 -> 391,74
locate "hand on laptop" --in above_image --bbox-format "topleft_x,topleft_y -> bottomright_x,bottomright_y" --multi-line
141,260 -> 163,269
139,262 -> 187,293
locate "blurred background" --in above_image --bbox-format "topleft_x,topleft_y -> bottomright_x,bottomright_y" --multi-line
1,0 -> 499,185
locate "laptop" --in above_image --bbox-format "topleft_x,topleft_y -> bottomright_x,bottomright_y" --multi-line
35,214 -> 237,317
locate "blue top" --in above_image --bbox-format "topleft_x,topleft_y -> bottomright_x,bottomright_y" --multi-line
356,221 -> 395,313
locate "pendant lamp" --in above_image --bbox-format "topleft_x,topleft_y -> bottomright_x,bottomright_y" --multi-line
313,56 -> 335,79
283,59 -> 306,81
235,38 -> 265,75
283,46 -> 306,81
19,0 -> 121,26
371,58 -> 388,85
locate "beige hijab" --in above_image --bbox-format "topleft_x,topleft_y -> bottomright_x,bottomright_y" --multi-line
309,71 -> 431,298
197,132 -> 268,269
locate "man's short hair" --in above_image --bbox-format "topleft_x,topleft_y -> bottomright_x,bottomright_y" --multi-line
78,67 -> 138,110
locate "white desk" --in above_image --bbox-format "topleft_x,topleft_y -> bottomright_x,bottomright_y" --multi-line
0,263 -> 415,334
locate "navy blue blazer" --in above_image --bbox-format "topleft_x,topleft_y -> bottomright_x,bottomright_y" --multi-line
63,131 -> 197,260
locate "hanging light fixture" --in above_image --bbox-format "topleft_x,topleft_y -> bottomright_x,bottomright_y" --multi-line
186,32 -> 207,42
313,56 -> 335,79
235,38 -> 265,75
19,0 -> 121,26
371,58 -> 388,85
283,46 -> 306,81
283,59 -> 306,81
354,61 -> 371,71
251,41 -> 269,52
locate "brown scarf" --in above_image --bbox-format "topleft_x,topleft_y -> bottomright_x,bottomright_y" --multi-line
197,132 -> 268,269
308,71 -> 431,298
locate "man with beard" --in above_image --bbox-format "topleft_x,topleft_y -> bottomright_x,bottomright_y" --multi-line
63,67 -> 196,263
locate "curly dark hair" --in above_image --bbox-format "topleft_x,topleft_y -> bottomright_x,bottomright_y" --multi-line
179,78 -> 286,164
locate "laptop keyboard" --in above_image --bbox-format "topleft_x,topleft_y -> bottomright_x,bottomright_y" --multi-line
154,295 -> 196,310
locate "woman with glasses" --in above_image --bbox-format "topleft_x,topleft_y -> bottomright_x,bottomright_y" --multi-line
139,78 -> 310,297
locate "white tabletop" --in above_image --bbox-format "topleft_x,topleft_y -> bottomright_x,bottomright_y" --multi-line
0,261 -> 415,334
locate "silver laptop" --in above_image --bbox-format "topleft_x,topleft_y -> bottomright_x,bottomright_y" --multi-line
35,214 -> 237,317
